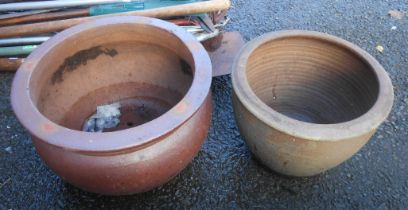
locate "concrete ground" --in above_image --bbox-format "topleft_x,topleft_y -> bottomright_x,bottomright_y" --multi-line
1,0 -> 408,209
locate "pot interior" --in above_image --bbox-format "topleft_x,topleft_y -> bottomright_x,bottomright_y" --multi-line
31,23 -> 194,131
246,36 -> 379,124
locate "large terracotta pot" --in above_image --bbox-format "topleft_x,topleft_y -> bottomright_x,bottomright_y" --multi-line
11,16 -> 212,195
232,30 -> 394,177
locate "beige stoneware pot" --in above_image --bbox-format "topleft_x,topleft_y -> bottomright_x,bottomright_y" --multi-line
232,30 -> 394,176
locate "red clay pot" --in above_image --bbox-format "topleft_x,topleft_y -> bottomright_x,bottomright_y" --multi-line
11,16 -> 212,195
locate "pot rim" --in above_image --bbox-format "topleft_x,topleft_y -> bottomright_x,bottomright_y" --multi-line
11,16 -> 212,153
232,30 -> 394,141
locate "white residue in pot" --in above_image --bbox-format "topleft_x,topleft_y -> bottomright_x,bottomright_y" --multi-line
82,102 -> 121,132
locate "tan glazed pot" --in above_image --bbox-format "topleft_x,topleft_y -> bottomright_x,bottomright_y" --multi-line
11,16 -> 212,195
232,30 -> 394,177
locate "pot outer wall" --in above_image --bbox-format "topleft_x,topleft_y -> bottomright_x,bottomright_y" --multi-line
32,93 -> 212,195
232,93 -> 375,177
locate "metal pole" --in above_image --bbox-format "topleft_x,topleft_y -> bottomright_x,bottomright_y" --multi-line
0,45 -> 38,56
0,37 -> 50,46
0,0 -> 136,12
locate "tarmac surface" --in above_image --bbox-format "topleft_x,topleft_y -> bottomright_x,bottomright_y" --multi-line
1,0 -> 408,209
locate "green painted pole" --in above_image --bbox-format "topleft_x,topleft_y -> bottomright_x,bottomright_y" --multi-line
0,45 -> 38,56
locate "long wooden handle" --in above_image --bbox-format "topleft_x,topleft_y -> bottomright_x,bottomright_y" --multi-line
0,9 -> 89,27
0,0 -> 231,38
0,58 -> 24,72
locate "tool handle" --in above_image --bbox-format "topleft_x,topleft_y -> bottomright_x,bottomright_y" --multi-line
0,0 -> 231,38
89,0 -> 198,16
90,2 -> 145,16
0,58 -> 24,72
0,9 -> 89,27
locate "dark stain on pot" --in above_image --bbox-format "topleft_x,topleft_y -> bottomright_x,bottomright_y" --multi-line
180,59 -> 192,76
272,85 -> 277,100
51,46 -> 118,84
272,75 -> 278,100
135,104 -> 151,122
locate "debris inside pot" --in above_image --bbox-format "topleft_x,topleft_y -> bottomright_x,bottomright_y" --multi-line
82,102 -> 121,132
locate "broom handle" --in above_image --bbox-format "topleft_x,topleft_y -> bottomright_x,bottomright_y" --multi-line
0,0 -> 231,38
0,58 -> 24,72
0,9 -> 89,27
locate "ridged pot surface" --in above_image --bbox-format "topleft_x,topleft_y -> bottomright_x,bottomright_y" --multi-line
232,30 -> 394,176
11,16 -> 212,194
